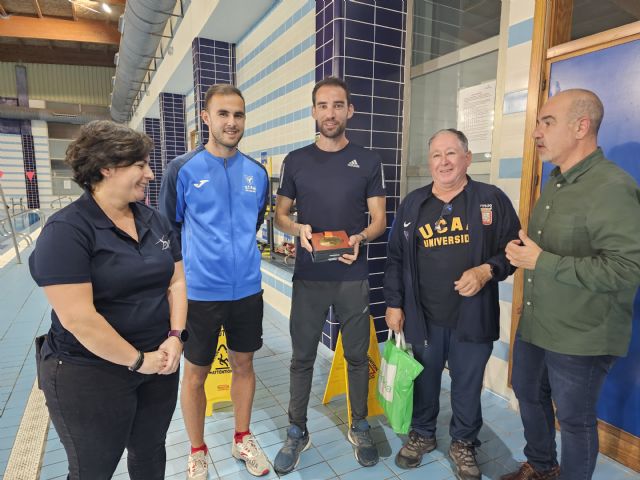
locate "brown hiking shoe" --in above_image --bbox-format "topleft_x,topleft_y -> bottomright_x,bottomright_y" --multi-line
500,462 -> 560,480
394,430 -> 437,469
449,440 -> 480,480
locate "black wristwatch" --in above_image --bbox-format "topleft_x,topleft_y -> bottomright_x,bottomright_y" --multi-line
487,263 -> 496,279
168,329 -> 189,343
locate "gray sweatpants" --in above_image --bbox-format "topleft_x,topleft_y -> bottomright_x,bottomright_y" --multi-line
288,279 -> 371,430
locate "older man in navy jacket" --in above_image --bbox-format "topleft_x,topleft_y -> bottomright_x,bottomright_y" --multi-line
384,129 -> 520,480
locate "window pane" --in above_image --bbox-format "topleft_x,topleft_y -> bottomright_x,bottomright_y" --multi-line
571,0 -> 639,41
407,51 -> 498,190
412,0 -> 501,65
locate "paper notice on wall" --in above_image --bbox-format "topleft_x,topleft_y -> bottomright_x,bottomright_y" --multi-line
457,81 -> 496,154
63,180 -> 71,190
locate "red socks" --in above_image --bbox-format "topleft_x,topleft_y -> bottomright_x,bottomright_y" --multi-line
191,444 -> 208,455
234,430 -> 251,444
192,432 -> 250,452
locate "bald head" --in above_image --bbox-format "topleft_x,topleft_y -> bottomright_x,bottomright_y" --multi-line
534,88 -> 602,171
554,89 -> 604,137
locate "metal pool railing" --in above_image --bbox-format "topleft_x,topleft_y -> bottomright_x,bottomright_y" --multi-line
0,186 -> 47,265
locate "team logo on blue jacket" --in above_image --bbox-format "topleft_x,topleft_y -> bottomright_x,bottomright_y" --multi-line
244,175 -> 256,193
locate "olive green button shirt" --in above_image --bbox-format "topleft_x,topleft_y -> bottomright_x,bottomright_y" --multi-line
519,148 -> 640,356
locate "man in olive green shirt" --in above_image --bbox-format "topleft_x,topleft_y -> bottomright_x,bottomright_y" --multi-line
502,89 -> 640,480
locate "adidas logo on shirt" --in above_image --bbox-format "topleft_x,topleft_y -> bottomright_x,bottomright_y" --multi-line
347,159 -> 360,168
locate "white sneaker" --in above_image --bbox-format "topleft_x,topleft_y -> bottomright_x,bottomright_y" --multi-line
231,433 -> 271,476
187,450 -> 208,480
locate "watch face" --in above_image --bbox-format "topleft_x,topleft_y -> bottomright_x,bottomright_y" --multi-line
180,330 -> 189,343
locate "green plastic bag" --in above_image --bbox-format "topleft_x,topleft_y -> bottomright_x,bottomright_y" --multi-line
376,330 -> 424,434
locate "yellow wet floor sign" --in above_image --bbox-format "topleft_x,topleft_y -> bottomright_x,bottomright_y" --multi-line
204,328 -> 232,416
322,316 -> 384,425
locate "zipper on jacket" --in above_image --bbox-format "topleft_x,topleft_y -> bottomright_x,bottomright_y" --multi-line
413,195 -> 430,347
224,157 -> 237,297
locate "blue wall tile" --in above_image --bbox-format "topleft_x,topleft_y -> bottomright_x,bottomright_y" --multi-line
508,18 -> 534,48
192,37 -> 236,145
143,117 -> 162,208
498,157 -> 523,179
160,93 -> 187,166
499,282 -> 514,303
345,1 -> 374,23
346,76 -> 373,96
21,133 -> 39,209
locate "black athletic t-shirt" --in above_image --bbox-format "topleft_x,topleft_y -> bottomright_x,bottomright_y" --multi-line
277,142 -> 386,281
416,192 -> 471,328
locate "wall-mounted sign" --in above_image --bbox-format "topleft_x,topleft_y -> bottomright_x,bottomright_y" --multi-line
457,81 -> 496,154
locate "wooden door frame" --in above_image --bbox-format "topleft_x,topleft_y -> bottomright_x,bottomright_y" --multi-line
508,0 -> 640,468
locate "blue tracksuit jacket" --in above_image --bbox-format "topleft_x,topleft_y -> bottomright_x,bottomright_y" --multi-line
159,146 -> 268,301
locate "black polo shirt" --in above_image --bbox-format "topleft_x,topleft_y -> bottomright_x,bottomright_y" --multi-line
29,192 -> 182,365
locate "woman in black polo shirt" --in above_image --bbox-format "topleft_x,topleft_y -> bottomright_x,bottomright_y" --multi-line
29,120 -> 187,480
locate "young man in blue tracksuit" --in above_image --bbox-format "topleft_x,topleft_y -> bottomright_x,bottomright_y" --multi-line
159,85 -> 270,479
384,129 -> 520,480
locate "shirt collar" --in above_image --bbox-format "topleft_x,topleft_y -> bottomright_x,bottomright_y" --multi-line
78,191 -> 153,229
550,147 -> 604,184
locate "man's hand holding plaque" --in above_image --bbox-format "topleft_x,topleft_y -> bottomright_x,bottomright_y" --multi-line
310,231 -> 354,262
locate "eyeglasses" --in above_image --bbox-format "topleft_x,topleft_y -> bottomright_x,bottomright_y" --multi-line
434,203 -> 453,232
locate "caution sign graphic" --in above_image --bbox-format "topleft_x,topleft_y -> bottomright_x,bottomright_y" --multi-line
322,316 -> 384,425
204,328 -> 233,416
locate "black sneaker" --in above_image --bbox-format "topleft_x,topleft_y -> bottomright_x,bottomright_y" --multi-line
449,440 -> 481,480
347,419 -> 379,467
273,425 -> 310,475
395,430 -> 437,469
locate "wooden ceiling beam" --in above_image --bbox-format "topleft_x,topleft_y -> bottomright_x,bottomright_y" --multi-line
0,44 -> 117,67
32,0 -> 43,18
0,16 -> 120,44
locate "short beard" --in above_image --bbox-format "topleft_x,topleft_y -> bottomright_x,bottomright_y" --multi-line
318,122 -> 346,139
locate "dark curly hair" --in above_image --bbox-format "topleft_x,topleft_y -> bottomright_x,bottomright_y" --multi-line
66,120 -> 153,191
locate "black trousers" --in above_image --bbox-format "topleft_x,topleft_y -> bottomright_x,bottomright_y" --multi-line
39,356 -> 179,480
411,323 -> 493,443
288,279 -> 370,429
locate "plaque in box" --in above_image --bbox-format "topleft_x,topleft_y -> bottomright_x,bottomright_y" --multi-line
310,230 -> 353,262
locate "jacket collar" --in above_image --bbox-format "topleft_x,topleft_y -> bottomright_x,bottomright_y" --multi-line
202,147 -> 241,165
420,175 -> 476,200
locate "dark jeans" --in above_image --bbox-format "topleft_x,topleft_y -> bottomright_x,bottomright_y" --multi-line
39,356 -> 179,480
411,323 -> 493,443
288,280 -> 370,429
511,336 -> 616,479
